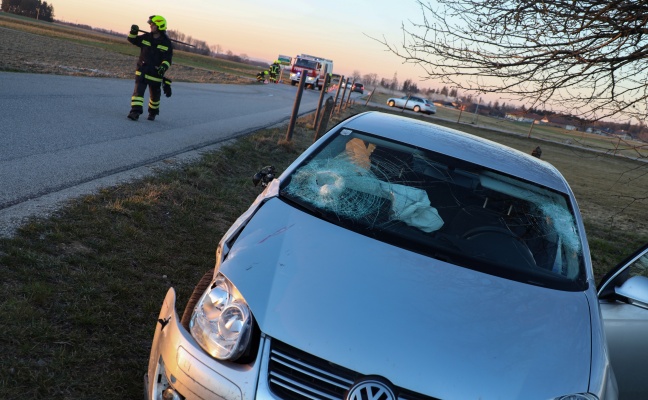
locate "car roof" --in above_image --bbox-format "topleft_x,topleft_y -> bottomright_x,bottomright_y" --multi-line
339,111 -> 570,193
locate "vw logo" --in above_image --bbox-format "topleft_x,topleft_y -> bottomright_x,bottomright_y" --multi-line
346,378 -> 396,400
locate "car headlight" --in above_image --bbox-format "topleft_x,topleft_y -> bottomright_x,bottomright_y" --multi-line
189,273 -> 252,360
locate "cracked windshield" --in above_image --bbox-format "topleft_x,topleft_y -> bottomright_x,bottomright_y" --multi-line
281,128 -> 585,290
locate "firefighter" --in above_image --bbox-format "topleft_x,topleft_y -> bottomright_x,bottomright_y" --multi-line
268,60 -> 281,84
127,15 -> 173,121
256,70 -> 269,83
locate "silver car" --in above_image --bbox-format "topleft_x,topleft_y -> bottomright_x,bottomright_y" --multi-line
387,95 -> 437,114
145,111 -> 648,400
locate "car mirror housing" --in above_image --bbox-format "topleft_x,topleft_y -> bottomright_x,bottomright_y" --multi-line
615,276 -> 648,310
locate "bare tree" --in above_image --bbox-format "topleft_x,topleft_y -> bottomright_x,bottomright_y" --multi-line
362,73 -> 378,86
379,0 -> 648,121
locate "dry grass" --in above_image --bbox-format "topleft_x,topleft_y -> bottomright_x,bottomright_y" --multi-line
0,13 -> 258,83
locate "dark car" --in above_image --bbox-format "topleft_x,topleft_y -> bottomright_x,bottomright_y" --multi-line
352,83 -> 364,93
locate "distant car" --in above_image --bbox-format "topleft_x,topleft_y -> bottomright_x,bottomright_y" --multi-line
145,111 -> 648,400
387,95 -> 437,114
352,83 -> 364,93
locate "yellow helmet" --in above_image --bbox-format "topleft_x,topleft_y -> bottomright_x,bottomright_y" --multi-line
148,15 -> 167,31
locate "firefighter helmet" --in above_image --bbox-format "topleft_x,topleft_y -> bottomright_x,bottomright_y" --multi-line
148,15 -> 167,31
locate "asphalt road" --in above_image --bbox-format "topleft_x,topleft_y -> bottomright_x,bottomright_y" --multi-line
0,72 -> 327,236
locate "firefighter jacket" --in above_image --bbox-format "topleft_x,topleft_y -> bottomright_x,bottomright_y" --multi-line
128,31 -> 173,83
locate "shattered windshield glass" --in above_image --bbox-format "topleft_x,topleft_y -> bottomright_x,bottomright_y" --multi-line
280,128 -> 585,290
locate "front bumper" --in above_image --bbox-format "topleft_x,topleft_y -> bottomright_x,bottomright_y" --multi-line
289,73 -> 316,84
144,288 -> 273,400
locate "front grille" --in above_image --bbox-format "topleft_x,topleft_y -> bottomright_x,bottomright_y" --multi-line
267,339 -> 440,400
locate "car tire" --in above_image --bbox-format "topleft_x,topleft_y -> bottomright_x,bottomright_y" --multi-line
388,100 -> 395,107
291,81 -> 297,86
180,268 -> 215,330
413,105 -> 421,113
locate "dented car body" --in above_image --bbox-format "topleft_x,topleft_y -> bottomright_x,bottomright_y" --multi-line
145,111 -> 648,400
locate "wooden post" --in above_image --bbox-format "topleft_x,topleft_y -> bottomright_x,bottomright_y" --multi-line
528,120 -> 536,138
285,72 -> 307,142
314,97 -> 335,142
313,66 -> 329,131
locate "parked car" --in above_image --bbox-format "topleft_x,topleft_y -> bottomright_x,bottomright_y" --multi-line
387,95 -> 437,114
352,83 -> 364,93
145,111 -> 648,400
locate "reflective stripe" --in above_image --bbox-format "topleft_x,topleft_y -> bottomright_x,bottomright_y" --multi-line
161,61 -> 171,68
144,74 -> 163,82
134,71 -> 163,82
157,45 -> 169,51
149,100 -> 160,109
128,33 -> 137,38
131,96 -> 144,107
142,40 -> 151,46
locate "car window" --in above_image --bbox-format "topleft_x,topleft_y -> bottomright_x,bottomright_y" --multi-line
294,59 -> 318,69
280,129 -> 585,291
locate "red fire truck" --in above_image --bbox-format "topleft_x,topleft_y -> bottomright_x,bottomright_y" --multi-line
289,54 -> 334,90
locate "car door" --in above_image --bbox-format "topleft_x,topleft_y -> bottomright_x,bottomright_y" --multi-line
598,244 -> 648,399
409,97 -> 422,110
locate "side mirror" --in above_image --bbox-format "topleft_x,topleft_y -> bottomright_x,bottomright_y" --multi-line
253,166 -> 276,187
615,276 -> 648,310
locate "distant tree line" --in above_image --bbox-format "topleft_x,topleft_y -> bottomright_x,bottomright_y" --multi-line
1,0 -> 54,21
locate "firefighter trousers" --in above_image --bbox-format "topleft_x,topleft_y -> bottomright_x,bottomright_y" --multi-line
130,73 -> 162,116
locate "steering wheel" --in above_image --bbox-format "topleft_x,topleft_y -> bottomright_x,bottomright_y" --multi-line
461,226 -> 537,269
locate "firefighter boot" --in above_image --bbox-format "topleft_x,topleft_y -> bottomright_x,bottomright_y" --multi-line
147,114 -> 156,121
127,111 -> 140,121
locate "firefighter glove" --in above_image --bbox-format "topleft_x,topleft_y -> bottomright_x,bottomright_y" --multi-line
163,79 -> 172,98
157,64 -> 168,77
130,24 -> 139,35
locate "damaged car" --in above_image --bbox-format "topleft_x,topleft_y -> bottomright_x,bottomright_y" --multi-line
145,111 -> 648,400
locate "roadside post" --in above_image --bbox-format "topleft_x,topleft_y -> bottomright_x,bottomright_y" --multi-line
457,104 -> 465,123
333,75 -> 344,108
313,66 -> 330,131
364,88 -> 375,107
314,97 -> 335,142
402,94 -> 412,113
345,80 -> 355,108
336,78 -> 349,114
285,71 -> 308,142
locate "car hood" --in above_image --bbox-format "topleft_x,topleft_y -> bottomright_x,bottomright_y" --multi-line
220,198 -> 592,399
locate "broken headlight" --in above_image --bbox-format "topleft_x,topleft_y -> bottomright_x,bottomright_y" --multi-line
190,273 -> 252,360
